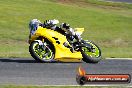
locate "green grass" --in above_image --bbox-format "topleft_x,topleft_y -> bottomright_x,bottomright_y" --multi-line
0,0 -> 132,58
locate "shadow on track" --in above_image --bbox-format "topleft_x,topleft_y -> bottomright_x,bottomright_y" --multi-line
0,58 -> 37,63
0,58 -> 82,63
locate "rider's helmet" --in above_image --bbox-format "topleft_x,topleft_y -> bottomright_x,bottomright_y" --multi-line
29,19 -> 41,31
60,23 -> 70,32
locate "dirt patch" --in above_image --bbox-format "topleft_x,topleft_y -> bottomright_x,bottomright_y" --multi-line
58,0 -> 88,5
58,0 -> 75,3
98,38 -> 131,48
57,0 -> 125,10
57,0 -> 92,7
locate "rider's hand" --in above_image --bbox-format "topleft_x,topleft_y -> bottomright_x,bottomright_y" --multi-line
46,19 -> 59,26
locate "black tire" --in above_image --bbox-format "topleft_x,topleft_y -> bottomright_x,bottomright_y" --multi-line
81,41 -> 102,63
29,41 -> 55,62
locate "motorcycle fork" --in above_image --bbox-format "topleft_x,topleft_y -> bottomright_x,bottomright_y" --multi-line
38,38 -> 46,50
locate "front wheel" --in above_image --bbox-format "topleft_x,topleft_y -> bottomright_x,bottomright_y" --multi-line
81,40 -> 102,63
29,41 -> 55,62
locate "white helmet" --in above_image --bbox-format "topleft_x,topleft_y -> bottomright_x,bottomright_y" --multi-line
29,19 -> 41,31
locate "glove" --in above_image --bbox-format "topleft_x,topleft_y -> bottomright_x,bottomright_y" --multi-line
47,19 -> 59,26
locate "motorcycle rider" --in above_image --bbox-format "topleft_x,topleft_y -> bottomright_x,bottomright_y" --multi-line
60,23 -> 82,52
29,19 -> 59,34
43,19 -> 82,52
29,19 -> 81,52
44,19 -> 81,52
43,20 -> 81,42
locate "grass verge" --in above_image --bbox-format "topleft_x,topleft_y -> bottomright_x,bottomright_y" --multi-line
0,0 -> 132,58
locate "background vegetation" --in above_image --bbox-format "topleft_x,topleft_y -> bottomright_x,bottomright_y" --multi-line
0,0 -> 132,58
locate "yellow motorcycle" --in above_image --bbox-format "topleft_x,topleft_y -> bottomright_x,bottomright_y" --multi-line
28,25 -> 101,63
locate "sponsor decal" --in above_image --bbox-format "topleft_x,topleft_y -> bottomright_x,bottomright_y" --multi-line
76,66 -> 131,85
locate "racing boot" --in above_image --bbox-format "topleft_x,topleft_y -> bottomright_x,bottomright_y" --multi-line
63,42 -> 76,53
70,45 -> 76,53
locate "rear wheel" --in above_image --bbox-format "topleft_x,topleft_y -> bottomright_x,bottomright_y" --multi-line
81,41 -> 101,63
29,41 -> 55,62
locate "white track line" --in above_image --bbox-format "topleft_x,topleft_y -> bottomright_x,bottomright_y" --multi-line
106,58 -> 132,60
28,85 -> 132,87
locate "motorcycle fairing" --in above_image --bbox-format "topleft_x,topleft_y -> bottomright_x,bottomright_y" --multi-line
29,26 -> 82,62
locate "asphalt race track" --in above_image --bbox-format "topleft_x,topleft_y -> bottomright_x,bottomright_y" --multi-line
104,0 -> 132,3
0,58 -> 132,86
